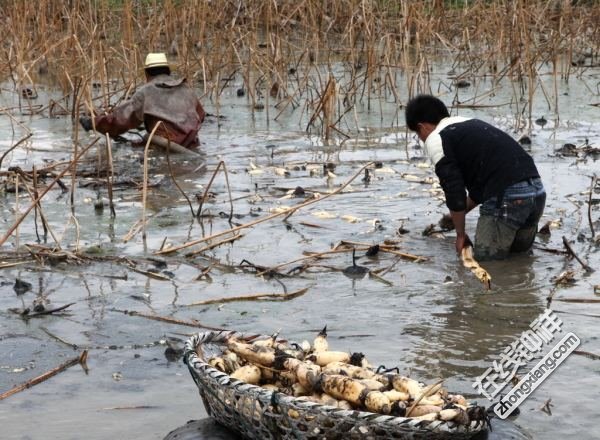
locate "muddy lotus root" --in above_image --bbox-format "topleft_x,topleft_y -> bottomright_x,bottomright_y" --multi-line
204,328 -> 487,426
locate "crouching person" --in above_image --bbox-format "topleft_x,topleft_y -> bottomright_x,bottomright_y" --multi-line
80,53 -> 205,149
405,94 -> 546,260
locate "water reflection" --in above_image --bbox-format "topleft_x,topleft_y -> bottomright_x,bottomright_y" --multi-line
2,56 -> 599,440
405,254 -> 545,382
162,416 -> 532,440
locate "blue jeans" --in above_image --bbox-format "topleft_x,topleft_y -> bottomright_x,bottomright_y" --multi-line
474,178 -> 546,260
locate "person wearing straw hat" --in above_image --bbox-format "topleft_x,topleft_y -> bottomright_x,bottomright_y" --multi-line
80,53 -> 205,149
405,94 -> 546,260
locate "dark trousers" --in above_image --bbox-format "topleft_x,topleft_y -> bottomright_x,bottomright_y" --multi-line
474,178 -> 546,261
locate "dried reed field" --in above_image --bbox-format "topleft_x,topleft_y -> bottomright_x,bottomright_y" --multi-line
2,0 -> 599,137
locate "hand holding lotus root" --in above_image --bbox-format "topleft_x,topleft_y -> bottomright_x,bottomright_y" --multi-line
461,244 -> 492,289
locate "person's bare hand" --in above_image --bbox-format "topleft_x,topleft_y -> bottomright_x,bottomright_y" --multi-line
455,234 -> 472,254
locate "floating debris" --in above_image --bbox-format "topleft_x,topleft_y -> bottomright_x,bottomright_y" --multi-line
312,210 -> 337,219
291,186 -> 306,197
518,135 -> 532,146
539,219 -> 562,235
374,166 -> 396,174
11,302 -> 76,318
164,340 -> 184,362
341,215 -> 361,223
247,160 -> 263,175
269,206 -> 291,214
538,221 -> 552,235
556,143 -> 578,156
535,116 -> 548,127
343,249 -> 369,279
370,218 -> 384,231
400,173 -> 433,184
438,215 -> 454,231
265,144 -> 277,159
422,224 -> 437,237
365,244 -> 380,257
397,225 -> 410,235
361,169 -> 371,184
94,192 -> 104,214
0,351 -> 88,400
540,398 -> 554,416
13,278 -> 32,295
20,86 -> 38,99
552,270 -> 576,285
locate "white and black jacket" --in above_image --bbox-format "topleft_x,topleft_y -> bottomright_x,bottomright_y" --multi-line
424,117 -> 540,212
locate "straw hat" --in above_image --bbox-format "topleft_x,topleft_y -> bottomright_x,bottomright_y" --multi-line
144,53 -> 169,69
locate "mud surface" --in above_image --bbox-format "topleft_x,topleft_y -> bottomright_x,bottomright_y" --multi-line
1,59 -> 599,439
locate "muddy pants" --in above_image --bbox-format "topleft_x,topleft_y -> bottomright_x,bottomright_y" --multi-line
474,178 -> 546,261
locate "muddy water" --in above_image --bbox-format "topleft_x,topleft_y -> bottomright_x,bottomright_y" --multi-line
1,60 -> 599,440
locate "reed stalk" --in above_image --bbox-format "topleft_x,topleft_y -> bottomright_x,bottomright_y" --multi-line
1,0 -> 599,254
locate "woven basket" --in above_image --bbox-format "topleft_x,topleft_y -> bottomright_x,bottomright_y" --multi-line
184,331 -> 489,440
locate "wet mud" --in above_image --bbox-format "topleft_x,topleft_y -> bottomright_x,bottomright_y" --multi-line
1,58 -> 599,439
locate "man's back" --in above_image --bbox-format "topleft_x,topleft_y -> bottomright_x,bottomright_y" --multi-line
136,74 -> 205,147
91,73 -> 205,148
428,117 -> 539,206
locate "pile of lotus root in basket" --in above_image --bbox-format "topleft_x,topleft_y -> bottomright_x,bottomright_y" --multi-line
204,328 -> 488,427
